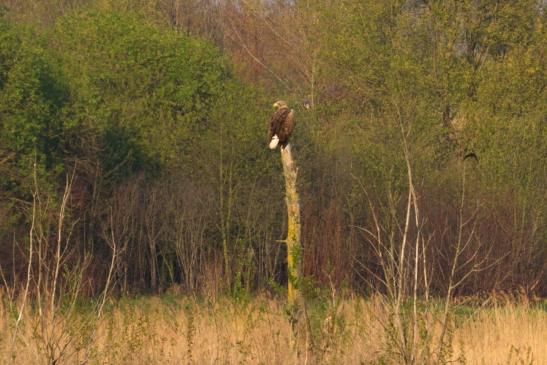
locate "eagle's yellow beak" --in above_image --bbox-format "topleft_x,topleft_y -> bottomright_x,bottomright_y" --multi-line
273,103 -> 278,108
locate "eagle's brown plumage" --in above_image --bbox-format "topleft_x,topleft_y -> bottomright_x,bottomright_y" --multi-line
268,100 -> 295,149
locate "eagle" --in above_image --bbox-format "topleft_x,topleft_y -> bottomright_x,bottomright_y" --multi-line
268,100 -> 295,149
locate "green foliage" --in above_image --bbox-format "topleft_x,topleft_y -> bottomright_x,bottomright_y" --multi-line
52,9 -> 232,171
0,17 -> 20,89
0,19 -> 68,176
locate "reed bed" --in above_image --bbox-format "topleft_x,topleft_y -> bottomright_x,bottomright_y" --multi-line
1,294 -> 545,365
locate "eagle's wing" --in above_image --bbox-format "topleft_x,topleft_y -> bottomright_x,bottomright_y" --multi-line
268,108 -> 291,142
281,109 -> 295,142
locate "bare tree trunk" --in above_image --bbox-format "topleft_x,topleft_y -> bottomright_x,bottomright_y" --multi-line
280,144 -> 302,308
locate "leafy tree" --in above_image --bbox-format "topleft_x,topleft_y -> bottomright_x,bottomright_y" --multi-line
50,10 -> 232,178
0,17 -> 71,198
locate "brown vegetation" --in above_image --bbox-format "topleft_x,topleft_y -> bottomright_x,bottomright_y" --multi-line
1,293 -> 545,365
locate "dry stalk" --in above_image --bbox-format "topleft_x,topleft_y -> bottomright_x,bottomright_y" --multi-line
9,160 -> 38,358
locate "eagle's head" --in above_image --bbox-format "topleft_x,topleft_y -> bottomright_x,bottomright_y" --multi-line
273,100 -> 288,110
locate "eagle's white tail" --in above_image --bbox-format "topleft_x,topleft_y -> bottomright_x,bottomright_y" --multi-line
269,135 -> 279,149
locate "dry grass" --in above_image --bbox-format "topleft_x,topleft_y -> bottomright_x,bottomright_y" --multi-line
453,302 -> 546,365
0,293 -> 545,365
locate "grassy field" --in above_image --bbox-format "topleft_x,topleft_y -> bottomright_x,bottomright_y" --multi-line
0,293 -> 545,365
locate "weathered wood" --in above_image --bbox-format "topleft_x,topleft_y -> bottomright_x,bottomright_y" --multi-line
280,144 -> 301,307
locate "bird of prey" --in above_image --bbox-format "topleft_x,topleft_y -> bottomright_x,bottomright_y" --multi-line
268,100 -> 295,149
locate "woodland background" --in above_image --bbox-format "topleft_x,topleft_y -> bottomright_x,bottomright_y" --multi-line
0,0 -> 545,299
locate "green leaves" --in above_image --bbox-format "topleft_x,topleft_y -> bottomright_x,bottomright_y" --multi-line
53,10 -> 231,166
0,21 -> 68,175
0,7 -> 257,206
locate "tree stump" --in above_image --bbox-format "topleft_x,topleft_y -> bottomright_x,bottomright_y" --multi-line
280,144 -> 302,309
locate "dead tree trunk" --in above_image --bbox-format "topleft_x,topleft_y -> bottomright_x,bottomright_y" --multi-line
280,144 -> 302,308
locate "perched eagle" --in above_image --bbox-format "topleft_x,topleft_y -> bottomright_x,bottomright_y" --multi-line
268,100 -> 295,149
